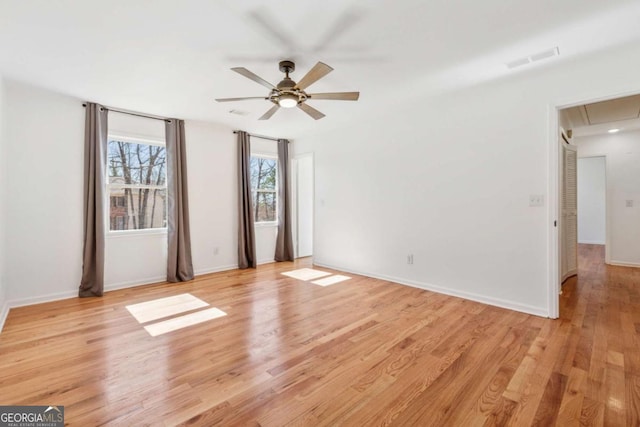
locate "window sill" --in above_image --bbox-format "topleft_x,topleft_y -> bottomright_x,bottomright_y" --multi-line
107,228 -> 168,239
255,222 -> 279,228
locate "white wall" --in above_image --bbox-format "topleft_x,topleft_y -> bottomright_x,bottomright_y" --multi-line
0,75 -> 8,328
2,80 -> 242,307
186,120 -> 238,273
293,41 -> 640,317
577,131 -> 640,266
4,80 -> 85,306
577,157 -> 606,245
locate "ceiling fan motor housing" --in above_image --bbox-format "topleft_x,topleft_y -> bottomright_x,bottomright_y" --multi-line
278,60 -> 295,74
274,60 -> 305,106
277,77 -> 296,90
277,60 -> 297,91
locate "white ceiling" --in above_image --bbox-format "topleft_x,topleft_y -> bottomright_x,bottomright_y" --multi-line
1,0 -> 640,138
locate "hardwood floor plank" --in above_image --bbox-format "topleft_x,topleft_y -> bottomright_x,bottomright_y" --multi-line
626,374 -> 640,427
604,365 -> 627,426
556,367 -> 588,426
457,326 -> 539,426
532,372 -> 568,426
366,315 -> 512,426
580,396 -> 605,427
1,244 -> 639,425
483,396 -> 518,426
506,321 -> 573,425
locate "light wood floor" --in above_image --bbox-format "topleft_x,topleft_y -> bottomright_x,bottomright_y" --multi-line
1,245 -> 639,426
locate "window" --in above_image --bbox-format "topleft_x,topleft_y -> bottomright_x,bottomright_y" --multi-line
111,196 -> 125,208
250,155 -> 277,223
107,136 -> 167,231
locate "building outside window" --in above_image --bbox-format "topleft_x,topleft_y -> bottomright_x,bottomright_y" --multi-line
107,136 -> 167,231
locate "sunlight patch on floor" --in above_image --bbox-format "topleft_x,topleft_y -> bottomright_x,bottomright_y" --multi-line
125,293 -> 227,336
311,275 -> 351,287
126,293 -> 209,323
281,268 -> 332,281
282,268 -> 351,287
143,307 -> 228,337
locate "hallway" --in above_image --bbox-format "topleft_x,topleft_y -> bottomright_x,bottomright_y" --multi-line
555,243 -> 640,425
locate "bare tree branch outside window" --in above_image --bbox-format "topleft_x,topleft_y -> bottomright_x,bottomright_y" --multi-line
250,156 -> 277,223
107,139 -> 167,231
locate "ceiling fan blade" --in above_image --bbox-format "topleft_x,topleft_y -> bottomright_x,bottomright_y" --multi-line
231,67 -> 276,90
226,54 -> 286,63
248,9 -> 298,52
307,92 -> 360,101
259,104 -> 280,120
297,103 -> 326,120
294,62 -> 333,90
311,8 -> 364,53
215,96 -> 268,102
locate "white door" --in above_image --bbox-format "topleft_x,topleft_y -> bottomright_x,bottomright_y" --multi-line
561,142 -> 578,282
294,154 -> 314,258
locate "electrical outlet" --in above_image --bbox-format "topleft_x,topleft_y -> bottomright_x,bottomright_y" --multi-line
213,247 -> 219,255
626,200 -> 634,208
529,194 -> 545,207
407,254 -> 414,265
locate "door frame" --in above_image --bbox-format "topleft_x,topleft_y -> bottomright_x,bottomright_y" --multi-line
547,89 -> 639,318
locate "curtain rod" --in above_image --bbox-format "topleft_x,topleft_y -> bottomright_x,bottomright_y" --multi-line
233,130 -> 288,142
82,103 -> 171,123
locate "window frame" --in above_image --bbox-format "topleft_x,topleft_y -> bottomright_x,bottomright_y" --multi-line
106,133 -> 168,235
250,152 -> 279,227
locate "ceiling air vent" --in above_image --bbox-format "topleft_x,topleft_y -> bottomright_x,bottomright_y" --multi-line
506,47 -> 559,69
229,109 -> 249,116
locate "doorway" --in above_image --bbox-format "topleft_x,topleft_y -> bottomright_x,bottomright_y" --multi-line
292,153 -> 314,258
552,92 -> 640,317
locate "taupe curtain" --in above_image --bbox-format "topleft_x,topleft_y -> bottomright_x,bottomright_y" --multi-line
237,131 -> 256,268
79,103 -> 108,297
166,119 -> 194,282
275,139 -> 294,261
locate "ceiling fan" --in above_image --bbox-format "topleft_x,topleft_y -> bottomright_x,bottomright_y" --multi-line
215,60 -> 359,120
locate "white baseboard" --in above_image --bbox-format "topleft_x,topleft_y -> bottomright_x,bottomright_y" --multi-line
7,289 -> 78,309
313,261 -> 549,318
608,260 -> 640,268
194,264 -> 238,276
578,240 -> 605,245
104,275 -> 167,292
110,264 -> 244,286
257,259 -> 276,266
0,264 -> 243,332
6,277 -> 171,310
0,300 -> 10,333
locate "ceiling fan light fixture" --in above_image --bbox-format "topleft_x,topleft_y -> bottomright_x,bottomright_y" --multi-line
278,93 -> 298,108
